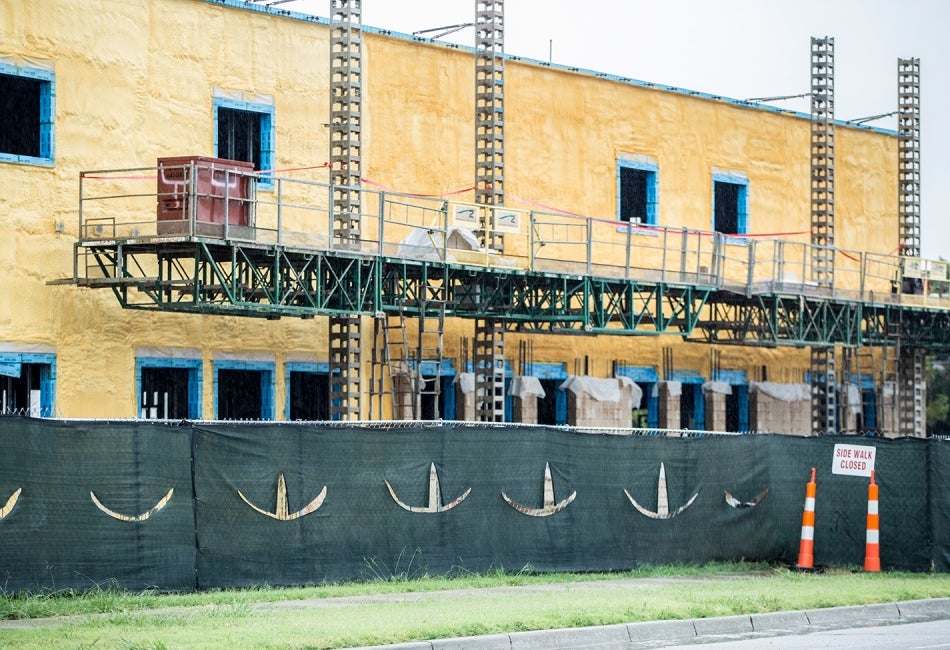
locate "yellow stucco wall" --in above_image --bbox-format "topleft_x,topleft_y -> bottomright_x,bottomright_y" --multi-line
1,0 -> 897,418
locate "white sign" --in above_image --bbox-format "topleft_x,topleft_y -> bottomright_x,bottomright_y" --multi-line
831,444 -> 876,477
493,208 -> 524,234
450,203 -> 478,228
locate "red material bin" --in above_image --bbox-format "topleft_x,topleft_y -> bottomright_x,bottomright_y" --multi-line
156,156 -> 256,237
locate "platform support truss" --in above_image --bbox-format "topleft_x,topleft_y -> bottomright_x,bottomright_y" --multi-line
474,318 -> 505,422
898,58 -> 921,258
329,0 -> 363,419
474,0 -> 505,252
809,36 -> 837,434
899,346 -> 926,437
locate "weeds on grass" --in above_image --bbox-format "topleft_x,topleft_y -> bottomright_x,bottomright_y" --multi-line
362,547 -> 429,582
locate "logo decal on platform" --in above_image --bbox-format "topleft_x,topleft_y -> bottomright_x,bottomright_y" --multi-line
385,462 -> 471,513
238,473 -> 327,521
1,488 -> 22,520
90,488 -> 174,523
724,487 -> 770,509
625,463 -> 699,519
502,462 -> 576,517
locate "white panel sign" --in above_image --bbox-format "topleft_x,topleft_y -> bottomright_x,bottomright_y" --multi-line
450,203 -> 478,229
831,444 -> 876,477
493,208 -> 524,234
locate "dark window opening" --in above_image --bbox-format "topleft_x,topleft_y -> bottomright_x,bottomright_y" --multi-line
537,379 -> 560,425
680,386 -> 696,429
725,389 -> 739,432
141,367 -> 190,419
0,73 -> 42,158
632,381 -> 652,428
620,167 -> 649,223
218,368 -> 263,420
217,107 -> 261,170
1,363 -> 44,415
419,376 -> 451,421
714,181 -> 742,234
289,371 -> 329,420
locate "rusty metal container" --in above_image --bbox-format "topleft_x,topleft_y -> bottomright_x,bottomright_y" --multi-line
156,156 -> 255,237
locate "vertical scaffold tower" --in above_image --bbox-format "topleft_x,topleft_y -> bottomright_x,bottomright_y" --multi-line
474,0 -> 505,251
898,58 -> 921,258
809,36 -> 837,434
897,57 -> 926,437
473,0 -> 506,422
328,0 -> 363,420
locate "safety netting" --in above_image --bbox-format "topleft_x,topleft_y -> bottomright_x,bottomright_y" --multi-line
0,415 -> 946,593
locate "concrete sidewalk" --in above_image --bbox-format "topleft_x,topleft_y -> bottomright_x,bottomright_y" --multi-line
346,598 -> 950,650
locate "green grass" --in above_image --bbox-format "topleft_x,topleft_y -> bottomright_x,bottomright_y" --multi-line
2,563 -> 949,649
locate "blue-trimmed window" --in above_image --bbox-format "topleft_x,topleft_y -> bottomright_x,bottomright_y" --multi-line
669,370 -> 705,430
617,158 -> 658,225
712,369 -> 749,432
213,97 -> 274,189
712,172 -> 748,235
524,362 -> 568,426
615,365 -> 659,430
0,65 -> 55,166
136,357 -> 202,419
214,360 -> 275,420
419,359 -> 458,421
285,362 -> 330,421
0,352 -> 56,416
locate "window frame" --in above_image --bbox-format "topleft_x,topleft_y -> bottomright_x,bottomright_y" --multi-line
136,356 -> 203,420
616,157 -> 659,226
0,63 -> 55,167
285,361 -> 330,421
0,352 -> 56,416
523,361 -> 569,426
213,96 -> 274,190
213,359 -> 275,420
711,171 -> 749,236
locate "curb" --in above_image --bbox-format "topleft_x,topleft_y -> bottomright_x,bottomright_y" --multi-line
345,598 -> 950,650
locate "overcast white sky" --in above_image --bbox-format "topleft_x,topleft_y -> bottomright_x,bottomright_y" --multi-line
279,0 -> 949,259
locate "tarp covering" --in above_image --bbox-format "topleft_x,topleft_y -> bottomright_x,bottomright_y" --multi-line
750,382 -> 811,402
703,381 -> 732,395
0,415 -> 947,593
510,376 -> 545,399
559,376 -> 632,402
455,372 -> 475,394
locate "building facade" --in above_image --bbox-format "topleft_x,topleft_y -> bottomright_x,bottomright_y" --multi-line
3,0 -> 939,432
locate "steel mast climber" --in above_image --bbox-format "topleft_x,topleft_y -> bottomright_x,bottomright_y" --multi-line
897,57 -> 925,437
473,0 -> 506,422
809,36 -> 837,434
328,0 -> 363,420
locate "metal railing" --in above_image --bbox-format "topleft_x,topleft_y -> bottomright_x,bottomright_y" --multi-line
77,164 -> 950,310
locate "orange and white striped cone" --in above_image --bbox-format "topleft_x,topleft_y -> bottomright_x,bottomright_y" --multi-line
865,470 -> 881,572
796,467 -> 817,570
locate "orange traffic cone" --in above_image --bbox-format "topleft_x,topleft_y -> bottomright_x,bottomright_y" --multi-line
796,467 -> 817,570
865,470 -> 881,572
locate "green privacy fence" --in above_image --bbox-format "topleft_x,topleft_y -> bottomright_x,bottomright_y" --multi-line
0,415 -> 947,593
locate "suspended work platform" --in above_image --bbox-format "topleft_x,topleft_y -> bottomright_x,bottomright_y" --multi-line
62,162 -> 950,350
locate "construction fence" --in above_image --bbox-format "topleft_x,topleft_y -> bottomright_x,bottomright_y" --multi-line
0,415 -> 947,593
